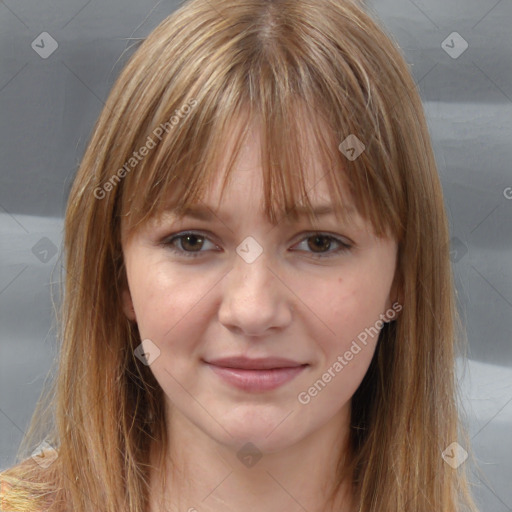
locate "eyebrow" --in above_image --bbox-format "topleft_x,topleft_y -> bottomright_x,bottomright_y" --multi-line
168,203 -> 356,222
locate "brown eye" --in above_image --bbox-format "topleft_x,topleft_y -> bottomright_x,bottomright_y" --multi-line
162,231 -> 218,258
293,233 -> 352,259
179,234 -> 205,252
161,231 -> 352,260
307,235 -> 333,253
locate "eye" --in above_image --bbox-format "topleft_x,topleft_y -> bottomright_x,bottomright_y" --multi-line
161,231 -> 218,258
160,231 -> 352,259
292,232 -> 352,258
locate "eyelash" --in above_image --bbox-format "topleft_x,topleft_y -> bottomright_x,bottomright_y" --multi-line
160,231 -> 352,259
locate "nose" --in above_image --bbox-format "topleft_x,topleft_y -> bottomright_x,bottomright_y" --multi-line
217,250 -> 293,337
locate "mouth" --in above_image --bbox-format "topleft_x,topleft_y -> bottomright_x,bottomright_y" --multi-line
203,357 -> 309,392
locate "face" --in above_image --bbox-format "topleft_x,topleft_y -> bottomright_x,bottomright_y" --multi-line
121,122 -> 400,455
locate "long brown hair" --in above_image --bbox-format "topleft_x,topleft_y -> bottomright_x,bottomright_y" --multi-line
1,0 -> 481,510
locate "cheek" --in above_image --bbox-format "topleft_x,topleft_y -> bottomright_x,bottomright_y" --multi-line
300,284 -> 382,411
326,275 -> 387,335
127,260 -> 214,347
313,268 -> 390,370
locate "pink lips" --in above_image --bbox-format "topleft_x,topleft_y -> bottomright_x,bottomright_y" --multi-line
204,356 -> 308,392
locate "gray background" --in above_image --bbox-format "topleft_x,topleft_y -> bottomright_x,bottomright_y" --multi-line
0,0 -> 511,510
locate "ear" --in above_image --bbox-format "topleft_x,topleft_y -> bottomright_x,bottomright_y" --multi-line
384,273 -> 403,322
121,284 -> 137,322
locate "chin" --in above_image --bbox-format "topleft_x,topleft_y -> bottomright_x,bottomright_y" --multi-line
207,414 -> 305,455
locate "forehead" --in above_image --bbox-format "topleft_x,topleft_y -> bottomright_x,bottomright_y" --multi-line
164,117 -> 357,219
120,98 -> 392,242
161,198 -> 360,226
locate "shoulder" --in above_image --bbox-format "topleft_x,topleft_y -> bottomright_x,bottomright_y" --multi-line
1,473 -> 18,510
1,463 -> 53,512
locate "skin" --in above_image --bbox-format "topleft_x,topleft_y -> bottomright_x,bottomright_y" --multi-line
121,122 -> 401,512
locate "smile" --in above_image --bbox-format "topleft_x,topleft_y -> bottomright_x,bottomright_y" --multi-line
204,362 -> 309,392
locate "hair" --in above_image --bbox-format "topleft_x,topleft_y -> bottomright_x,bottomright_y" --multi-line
0,0 -> 483,511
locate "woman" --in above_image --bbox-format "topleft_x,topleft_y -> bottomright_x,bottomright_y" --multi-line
0,0 -> 481,510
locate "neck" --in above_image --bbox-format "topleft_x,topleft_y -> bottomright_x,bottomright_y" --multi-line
148,404 -> 356,512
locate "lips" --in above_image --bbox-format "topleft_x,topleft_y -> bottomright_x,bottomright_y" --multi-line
203,356 -> 309,392
205,356 -> 306,370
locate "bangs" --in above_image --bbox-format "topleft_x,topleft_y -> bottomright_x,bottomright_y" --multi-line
115,0 -> 405,244
119,94 -> 400,242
